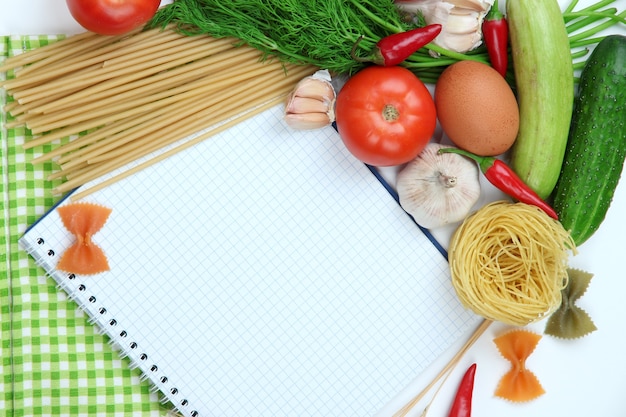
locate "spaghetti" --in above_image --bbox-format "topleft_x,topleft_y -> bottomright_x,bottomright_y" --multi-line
448,201 -> 576,326
0,27 -> 317,200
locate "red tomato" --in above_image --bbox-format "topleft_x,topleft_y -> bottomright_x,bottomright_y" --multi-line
335,66 -> 436,167
66,0 -> 161,35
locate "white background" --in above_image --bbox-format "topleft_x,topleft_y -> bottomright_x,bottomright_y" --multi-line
2,1 -> 625,416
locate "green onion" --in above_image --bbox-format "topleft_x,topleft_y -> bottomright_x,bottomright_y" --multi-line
569,10 -> 626,43
565,10 -> 618,33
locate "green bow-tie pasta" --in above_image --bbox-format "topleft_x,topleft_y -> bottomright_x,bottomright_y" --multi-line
545,268 -> 596,339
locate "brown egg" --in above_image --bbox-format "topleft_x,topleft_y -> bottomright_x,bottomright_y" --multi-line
435,60 -> 519,156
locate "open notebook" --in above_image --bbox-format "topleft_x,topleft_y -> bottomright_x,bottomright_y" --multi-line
19,104 -> 480,417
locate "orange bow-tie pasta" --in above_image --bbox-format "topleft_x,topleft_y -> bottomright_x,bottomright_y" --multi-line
494,329 -> 545,402
56,202 -> 112,275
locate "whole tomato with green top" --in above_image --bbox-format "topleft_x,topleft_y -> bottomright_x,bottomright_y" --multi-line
66,0 -> 161,35
335,66 -> 436,167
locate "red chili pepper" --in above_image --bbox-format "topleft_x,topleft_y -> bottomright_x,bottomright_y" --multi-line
482,0 -> 509,77
448,363 -> 476,417
439,148 -> 559,220
351,24 -> 442,66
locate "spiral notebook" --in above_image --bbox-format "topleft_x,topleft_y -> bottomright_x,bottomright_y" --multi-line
19,104 -> 480,417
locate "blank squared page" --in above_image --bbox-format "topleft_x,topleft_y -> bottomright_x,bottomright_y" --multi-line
20,105 -> 480,417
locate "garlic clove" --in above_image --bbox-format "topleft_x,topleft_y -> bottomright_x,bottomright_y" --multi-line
286,96 -> 331,115
396,143 -> 481,229
284,69 -> 336,130
437,31 -> 483,53
284,112 -> 332,130
394,0 -> 493,53
291,75 -> 336,104
397,0 -> 453,19
447,10 -> 482,35
430,9 -> 485,52
451,0 -> 492,12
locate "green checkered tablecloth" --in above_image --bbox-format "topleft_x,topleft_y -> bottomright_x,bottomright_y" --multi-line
1,35 -> 168,417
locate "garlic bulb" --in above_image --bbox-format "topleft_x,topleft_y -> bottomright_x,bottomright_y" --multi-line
394,0 -> 493,53
396,143 -> 481,229
284,69 -> 336,130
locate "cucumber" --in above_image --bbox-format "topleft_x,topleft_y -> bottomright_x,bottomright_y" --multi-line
507,0 -> 574,199
552,34 -> 626,247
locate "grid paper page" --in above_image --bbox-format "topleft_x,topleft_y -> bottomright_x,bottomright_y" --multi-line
20,104 -> 481,417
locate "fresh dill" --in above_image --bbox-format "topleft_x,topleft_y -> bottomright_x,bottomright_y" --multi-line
146,0 -> 421,75
146,0 -> 626,84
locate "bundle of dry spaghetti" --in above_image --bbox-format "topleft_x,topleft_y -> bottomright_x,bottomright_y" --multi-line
448,201 -> 577,326
0,27 -> 317,200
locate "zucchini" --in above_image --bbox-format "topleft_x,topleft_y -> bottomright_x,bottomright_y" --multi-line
507,0 -> 574,199
552,34 -> 626,246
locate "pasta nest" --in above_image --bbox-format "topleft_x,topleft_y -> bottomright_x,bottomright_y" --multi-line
449,201 -> 576,326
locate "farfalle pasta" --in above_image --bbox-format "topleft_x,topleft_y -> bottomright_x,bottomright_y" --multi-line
56,202 -> 112,275
494,329 -> 545,402
545,268 -> 597,339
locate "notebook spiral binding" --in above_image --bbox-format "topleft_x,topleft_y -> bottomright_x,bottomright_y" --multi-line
22,236 -> 200,417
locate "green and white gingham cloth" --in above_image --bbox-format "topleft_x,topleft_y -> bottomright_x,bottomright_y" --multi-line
1,35 -> 168,417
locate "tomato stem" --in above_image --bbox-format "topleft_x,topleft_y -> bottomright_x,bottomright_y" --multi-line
382,104 -> 400,122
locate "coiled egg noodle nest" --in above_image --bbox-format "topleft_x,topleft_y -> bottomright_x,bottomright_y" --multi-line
449,201 -> 577,326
